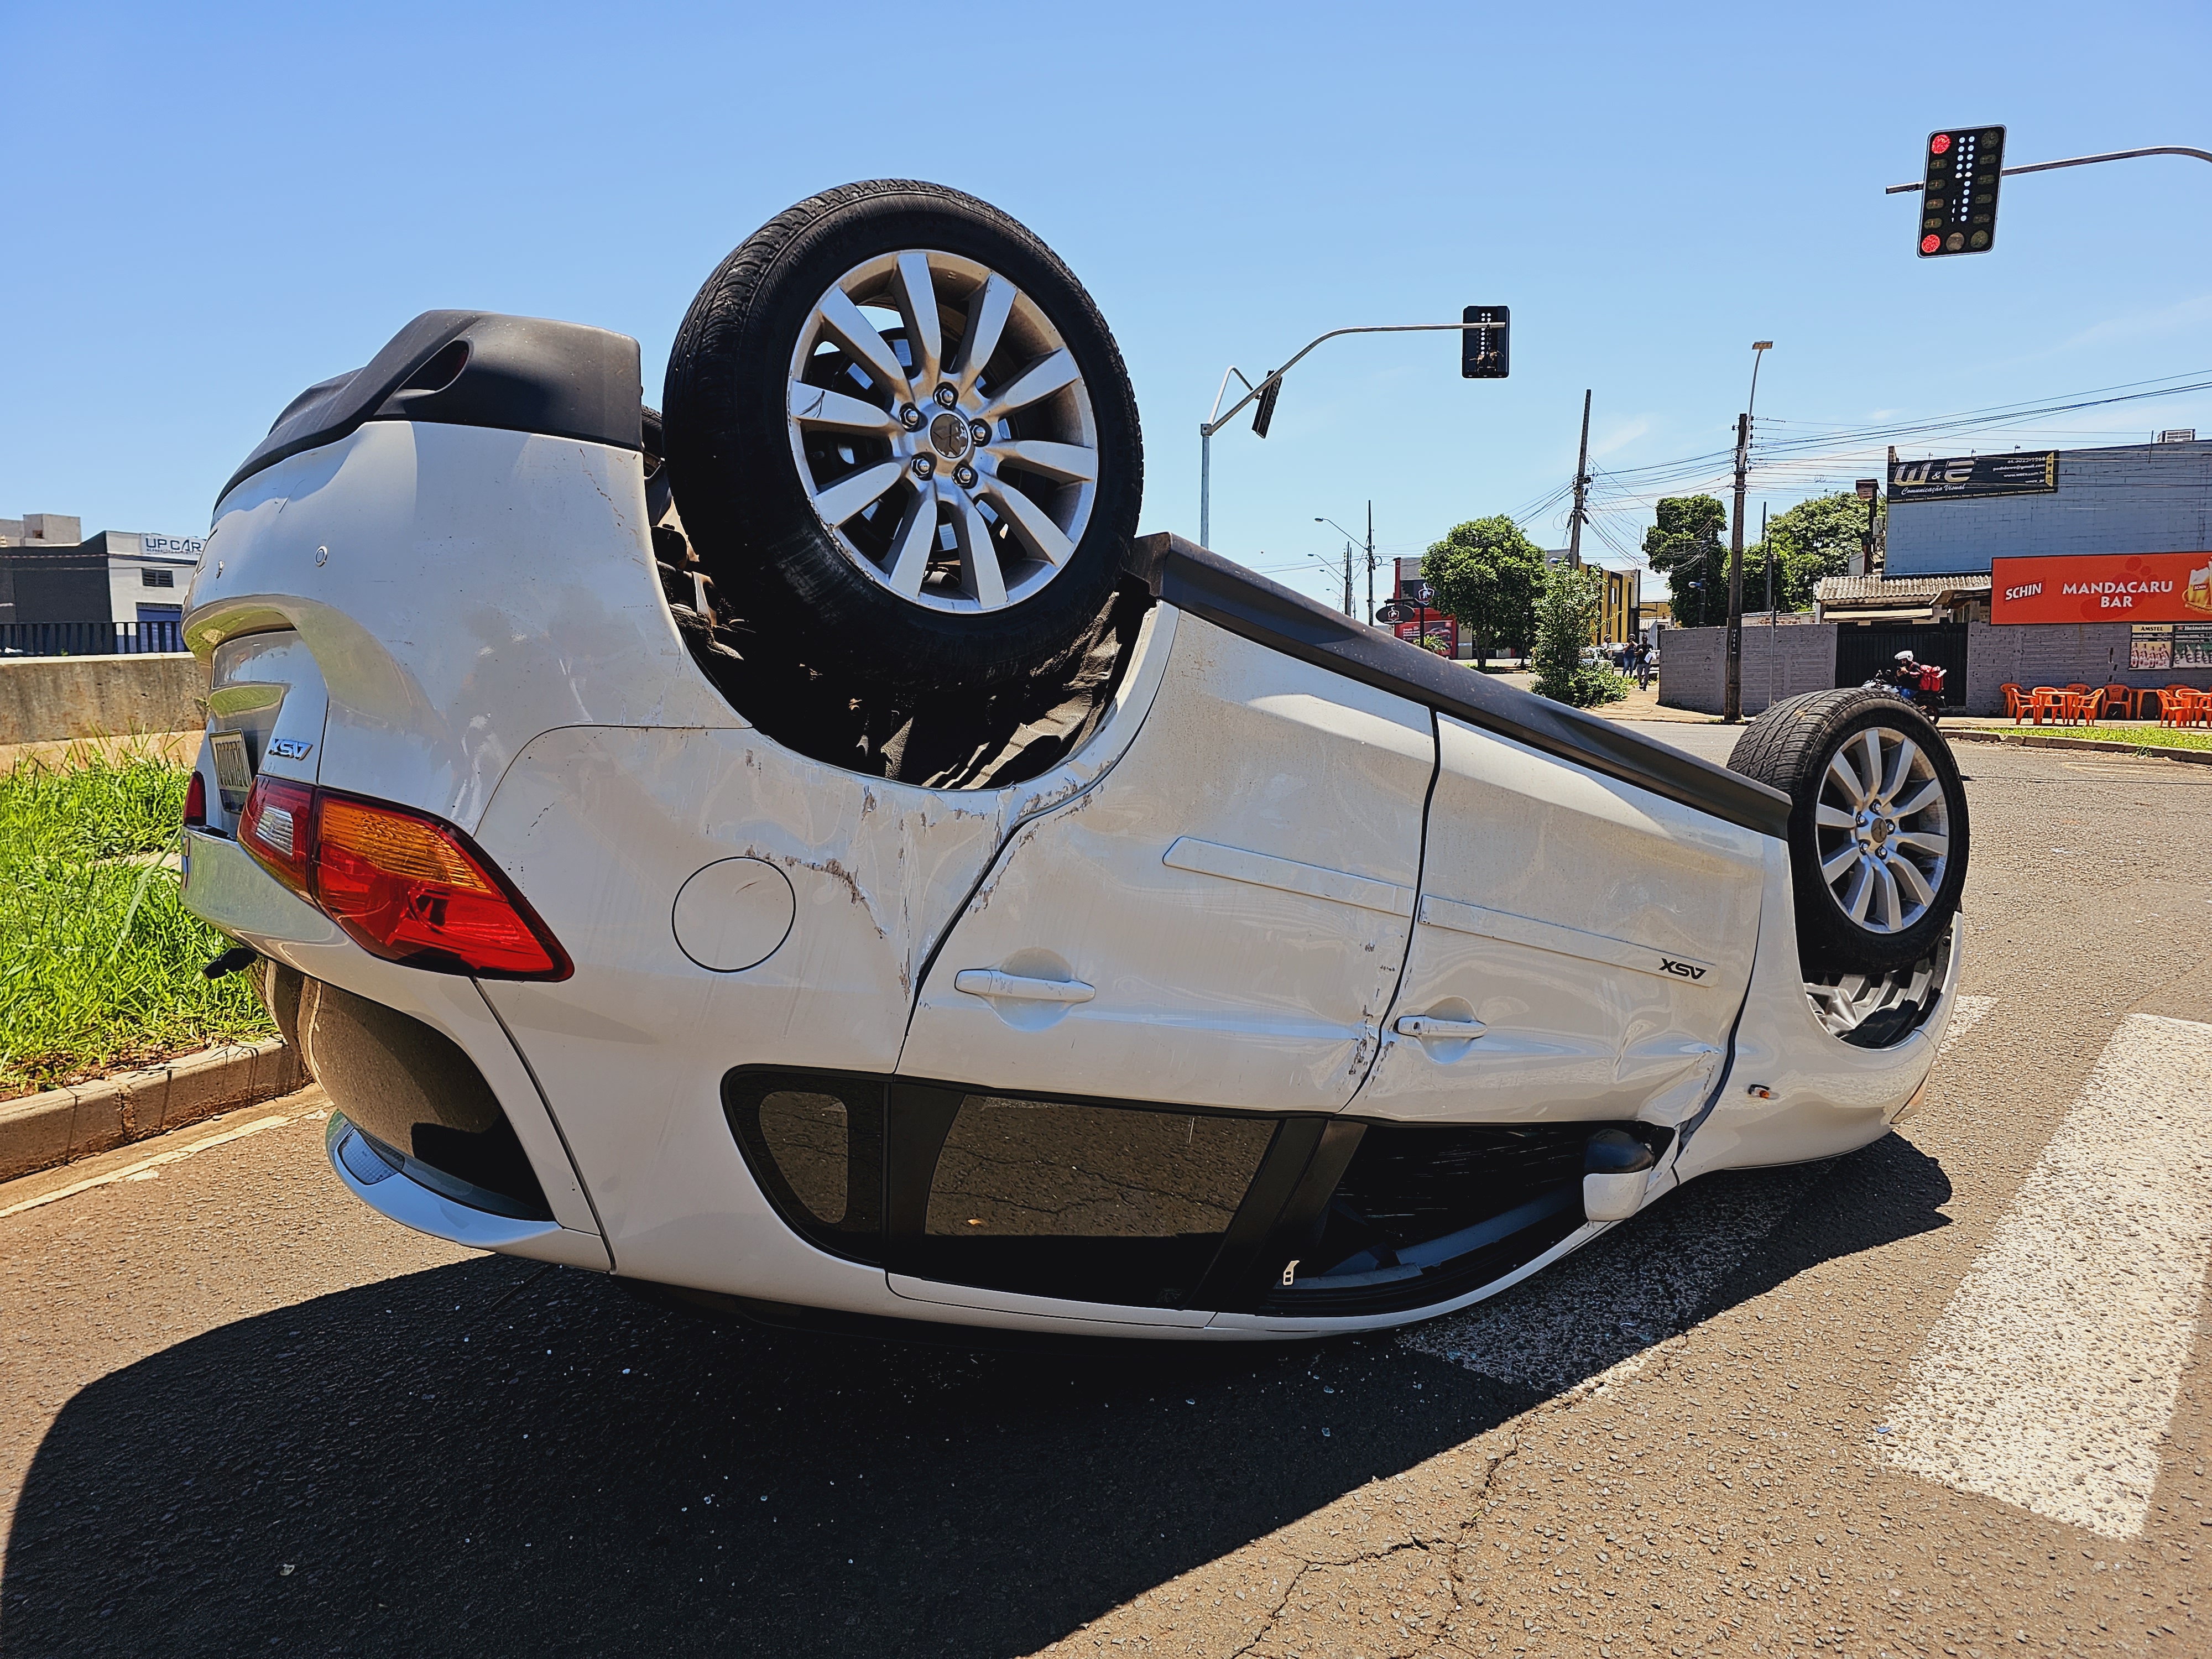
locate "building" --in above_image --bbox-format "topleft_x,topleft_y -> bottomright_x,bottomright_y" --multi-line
1785,436 -> 2212,711
1391,557 -> 1462,657
1,512 -> 205,649
1542,550 -> 1643,645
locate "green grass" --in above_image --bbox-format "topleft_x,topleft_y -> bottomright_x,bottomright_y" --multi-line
1,742 -> 273,1098
2016,722 -> 2212,754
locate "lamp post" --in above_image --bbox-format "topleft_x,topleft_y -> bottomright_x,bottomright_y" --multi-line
1723,340 -> 1773,724
1201,321 -> 1480,552
1855,477 -> 1881,577
1316,509 -> 1376,623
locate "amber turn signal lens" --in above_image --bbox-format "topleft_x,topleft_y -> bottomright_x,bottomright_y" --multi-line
235,779 -> 569,980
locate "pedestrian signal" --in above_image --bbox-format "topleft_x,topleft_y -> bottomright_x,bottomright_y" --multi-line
1462,307 -> 1509,378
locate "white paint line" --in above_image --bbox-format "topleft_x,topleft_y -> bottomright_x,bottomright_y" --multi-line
1882,1013 -> 2212,1538
1405,1161 -> 1825,1392
0,1109 -> 322,1220
1938,993 -> 1996,1058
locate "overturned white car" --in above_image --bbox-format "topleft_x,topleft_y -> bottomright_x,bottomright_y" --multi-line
179,181 -> 1969,1339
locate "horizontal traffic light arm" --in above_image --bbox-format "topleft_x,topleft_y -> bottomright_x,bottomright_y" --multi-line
1202,322 -> 1483,437
1885,143 -> 2212,195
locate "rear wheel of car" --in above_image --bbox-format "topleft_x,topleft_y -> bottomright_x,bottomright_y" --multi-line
663,180 -> 1142,691
1728,687 -> 1969,974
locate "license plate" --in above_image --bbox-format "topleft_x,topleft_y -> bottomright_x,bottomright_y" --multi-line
210,731 -> 253,813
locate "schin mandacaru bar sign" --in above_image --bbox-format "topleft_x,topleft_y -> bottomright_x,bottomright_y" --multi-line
1991,551 -> 2212,624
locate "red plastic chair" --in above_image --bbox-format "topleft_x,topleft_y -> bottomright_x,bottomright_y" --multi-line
2099,684 -> 2139,721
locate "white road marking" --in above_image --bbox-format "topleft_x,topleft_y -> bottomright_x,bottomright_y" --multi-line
1882,1013 -> 2212,1538
1938,993 -> 1995,1057
0,1108 -> 321,1220
1406,1164 -> 1824,1392
1413,996 -> 1996,1392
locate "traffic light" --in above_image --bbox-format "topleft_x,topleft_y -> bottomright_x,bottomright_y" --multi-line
1462,306 -> 1509,378
1251,372 -> 1282,437
1917,127 -> 2005,256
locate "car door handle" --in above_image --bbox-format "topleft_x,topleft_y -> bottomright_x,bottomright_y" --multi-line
954,970 -> 1096,1004
1394,1015 -> 1486,1041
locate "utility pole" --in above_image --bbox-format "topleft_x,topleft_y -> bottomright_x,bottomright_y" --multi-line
1567,389 -> 1592,569
1343,541 -> 1354,617
1724,412 -> 1750,722
1723,341 -> 1772,725
1365,500 -> 1376,626
1762,502 -> 1773,713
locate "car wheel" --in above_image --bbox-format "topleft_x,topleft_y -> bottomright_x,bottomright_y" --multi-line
663,180 -> 1142,691
1728,688 -> 1969,975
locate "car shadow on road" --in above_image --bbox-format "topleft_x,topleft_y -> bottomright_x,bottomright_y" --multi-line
1,1137 -> 1952,1658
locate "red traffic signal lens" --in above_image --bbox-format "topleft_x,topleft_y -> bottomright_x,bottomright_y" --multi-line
1921,234 -> 1942,254
1930,133 -> 1952,155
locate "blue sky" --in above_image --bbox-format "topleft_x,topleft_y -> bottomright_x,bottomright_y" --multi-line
6,1 -> 2209,614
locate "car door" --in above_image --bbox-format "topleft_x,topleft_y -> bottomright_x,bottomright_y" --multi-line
898,614 -> 1434,1114
1356,714 -> 1766,1123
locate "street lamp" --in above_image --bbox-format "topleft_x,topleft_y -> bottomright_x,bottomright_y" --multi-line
1316,510 -> 1376,623
1723,340 -> 1774,724
1201,319 -> 1490,551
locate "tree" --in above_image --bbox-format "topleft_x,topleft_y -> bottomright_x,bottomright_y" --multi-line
1530,565 -> 1629,707
1421,517 -> 1548,666
1641,495 -> 1728,629
1746,491 -> 1887,612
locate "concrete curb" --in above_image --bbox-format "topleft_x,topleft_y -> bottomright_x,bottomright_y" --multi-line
1948,728 -> 2212,765
0,1040 -> 306,1184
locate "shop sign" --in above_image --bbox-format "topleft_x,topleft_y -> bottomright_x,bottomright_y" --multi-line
1990,551 -> 2212,624
1890,451 -> 2057,502
2131,624 -> 2173,670
1394,615 -> 1458,655
2177,623 -> 2212,669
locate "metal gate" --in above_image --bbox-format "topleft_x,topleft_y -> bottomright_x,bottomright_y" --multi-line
1834,623 -> 1968,705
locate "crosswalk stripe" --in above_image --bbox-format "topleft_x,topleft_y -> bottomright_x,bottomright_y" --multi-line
1938,993 -> 1995,1057
1411,995 -> 1998,1392
1881,1013 -> 2212,1538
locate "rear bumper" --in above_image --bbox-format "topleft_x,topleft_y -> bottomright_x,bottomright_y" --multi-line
326,1113 -> 609,1269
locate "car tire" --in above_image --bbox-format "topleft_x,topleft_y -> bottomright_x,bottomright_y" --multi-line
1728,687 -> 1969,975
663,180 -> 1143,692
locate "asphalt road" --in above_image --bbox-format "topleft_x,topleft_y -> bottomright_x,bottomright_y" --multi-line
3,732 -> 2209,1658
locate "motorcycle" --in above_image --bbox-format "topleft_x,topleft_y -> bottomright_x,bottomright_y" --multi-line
1861,662 -> 1946,725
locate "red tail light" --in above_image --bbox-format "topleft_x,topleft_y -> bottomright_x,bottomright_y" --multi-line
236,778 -> 570,980
184,769 -> 207,828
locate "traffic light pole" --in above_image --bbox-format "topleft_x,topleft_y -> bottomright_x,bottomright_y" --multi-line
1884,143 -> 2212,195
1199,321 -> 1481,550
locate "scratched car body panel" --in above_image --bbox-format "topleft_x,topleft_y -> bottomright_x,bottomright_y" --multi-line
178,211 -> 1966,1339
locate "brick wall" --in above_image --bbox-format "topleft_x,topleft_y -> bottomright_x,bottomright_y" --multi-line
1964,622 -> 2212,714
1656,624 -> 1838,716
1888,439 -> 2212,577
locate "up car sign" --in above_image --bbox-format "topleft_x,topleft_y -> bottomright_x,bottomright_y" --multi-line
1991,552 -> 2212,624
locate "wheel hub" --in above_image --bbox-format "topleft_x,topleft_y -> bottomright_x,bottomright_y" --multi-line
927,410 -> 972,461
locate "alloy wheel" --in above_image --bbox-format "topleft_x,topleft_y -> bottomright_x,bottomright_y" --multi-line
784,250 -> 1100,614
1812,724 -> 1951,934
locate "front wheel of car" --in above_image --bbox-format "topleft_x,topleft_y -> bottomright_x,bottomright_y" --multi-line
663,180 -> 1144,692
1728,687 -> 1970,975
